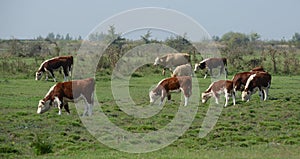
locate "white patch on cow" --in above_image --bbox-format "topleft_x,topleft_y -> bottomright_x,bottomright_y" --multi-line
44,84 -> 56,98
199,58 -> 210,64
244,74 -> 256,90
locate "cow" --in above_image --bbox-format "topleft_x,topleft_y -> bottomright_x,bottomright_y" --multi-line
232,67 -> 266,93
201,80 -> 235,107
149,76 -> 192,106
36,56 -> 73,82
153,53 -> 191,76
241,72 -> 271,102
194,57 -> 228,79
37,78 -> 95,116
172,64 -> 193,77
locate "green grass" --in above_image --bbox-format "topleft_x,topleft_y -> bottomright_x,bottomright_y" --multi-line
0,72 -> 300,158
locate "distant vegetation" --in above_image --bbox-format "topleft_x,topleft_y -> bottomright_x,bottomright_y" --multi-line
1,26 -> 300,77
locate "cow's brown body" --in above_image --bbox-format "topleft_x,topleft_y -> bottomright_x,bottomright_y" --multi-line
149,76 -> 192,106
202,80 -> 235,107
36,56 -> 73,82
37,78 -> 95,116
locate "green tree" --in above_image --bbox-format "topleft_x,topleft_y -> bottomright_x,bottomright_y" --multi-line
140,30 -> 152,44
221,32 -> 250,48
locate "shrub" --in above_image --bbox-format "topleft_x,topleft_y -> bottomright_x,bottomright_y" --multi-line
30,135 -> 53,155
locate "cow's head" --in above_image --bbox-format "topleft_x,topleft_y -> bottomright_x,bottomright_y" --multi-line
153,57 -> 160,66
201,92 -> 211,103
35,71 -> 43,80
37,99 -> 51,114
149,89 -> 161,105
198,62 -> 206,69
241,91 -> 251,101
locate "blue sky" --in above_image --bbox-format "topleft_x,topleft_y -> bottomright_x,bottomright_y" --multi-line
1,0 -> 299,40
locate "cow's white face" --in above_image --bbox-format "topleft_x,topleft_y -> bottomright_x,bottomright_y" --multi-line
149,90 -> 160,105
35,72 -> 43,80
201,93 -> 211,103
241,91 -> 251,101
37,100 -> 51,114
153,57 -> 160,66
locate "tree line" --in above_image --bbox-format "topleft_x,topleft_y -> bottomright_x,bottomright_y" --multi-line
1,26 -> 300,75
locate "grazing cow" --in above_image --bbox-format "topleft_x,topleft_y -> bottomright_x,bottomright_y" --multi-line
36,56 -> 73,82
154,53 -> 191,75
172,64 -> 193,77
242,72 -> 271,101
201,80 -> 235,107
149,76 -> 192,106
232,67 -> 266,93
194,57 -> 228,79
37,78 -> 95,116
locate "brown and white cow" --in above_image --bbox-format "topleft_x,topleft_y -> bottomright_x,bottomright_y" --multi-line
232,66 -> 266,93
194,57 -> 228,79
149,76 -> 192,106
201,80 -> 235,107
154,53 -> 191,76
242,72 -> 271,101
37,78 -> 95,116
36,56 -> 73,82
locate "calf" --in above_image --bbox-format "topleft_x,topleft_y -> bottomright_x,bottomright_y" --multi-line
36,56 -> 73,82
242,72 -> 271,101
37,78 -> 95,116
154,53 -> 191,76
194,57 -> 228,79
149,76 -> 192,106
201,80 -> 235,107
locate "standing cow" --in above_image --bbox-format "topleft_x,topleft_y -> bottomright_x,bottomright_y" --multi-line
232,66 -> 266,93
37,78 -> 95,116
242,72 -> 271,101
194,57 -> 228,79
36,56 -> 73,82
154,53 -> 191,76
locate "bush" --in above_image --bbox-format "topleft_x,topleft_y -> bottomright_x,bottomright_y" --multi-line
30,135 -> 53,155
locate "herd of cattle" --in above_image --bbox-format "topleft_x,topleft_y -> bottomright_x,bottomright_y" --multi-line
35,53 -> 272,116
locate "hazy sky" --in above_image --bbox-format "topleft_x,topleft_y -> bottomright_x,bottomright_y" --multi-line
1,0 -> 299,40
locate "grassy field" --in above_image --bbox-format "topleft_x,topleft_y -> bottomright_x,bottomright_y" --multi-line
0,67 -> 300,158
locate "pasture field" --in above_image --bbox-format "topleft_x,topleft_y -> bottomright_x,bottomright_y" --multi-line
0,67 -> 300,158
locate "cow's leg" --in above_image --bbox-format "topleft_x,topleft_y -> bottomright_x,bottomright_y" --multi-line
54,97 -> 62,115
48,70 -> 56,82
159,90 -> 167,106
263,88 -> 268,101
213,93 -> 220,104
204,69 -> 208,79
63,103 -> 70,115
225,67 -> 228,78
162,68 -> 166,76
62,67 -> 69,81
232,91 -> 236,106
224,92 -> 229,107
